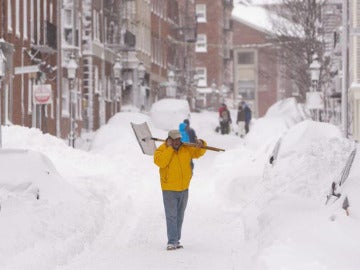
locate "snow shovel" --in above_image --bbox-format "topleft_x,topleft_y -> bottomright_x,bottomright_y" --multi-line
131,122 -> 225,155
143,136 -> 225,152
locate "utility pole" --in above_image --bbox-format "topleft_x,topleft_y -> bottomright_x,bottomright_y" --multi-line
56,0 -> 62,137
341,0 -> 349,138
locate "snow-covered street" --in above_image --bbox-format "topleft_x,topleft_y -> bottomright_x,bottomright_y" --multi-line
1,99 -> 360,269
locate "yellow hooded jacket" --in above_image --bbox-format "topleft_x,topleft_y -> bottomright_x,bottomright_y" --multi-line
154,141 -> 207,191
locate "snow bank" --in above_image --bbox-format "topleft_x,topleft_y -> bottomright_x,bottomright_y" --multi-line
0,149 -> 78,202
150,98 -> 190,130
211,98 -> 359,269
246,120 -> 356,269
245,98 -> 309,152
0,126 -> 110,269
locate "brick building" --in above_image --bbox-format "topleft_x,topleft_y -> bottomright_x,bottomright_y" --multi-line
193,0 -> 233,110
232,4 -> 294,117
0,0 -> 59,136
0,0 -> 198,143
0,1 -> 154,142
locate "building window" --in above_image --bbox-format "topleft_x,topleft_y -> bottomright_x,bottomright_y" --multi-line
237,50 -> 256,100
196,34 -> 207,52
63,8 -> 79,46
50,1 -> 53,23
4,84 -> 9,123
37,0 -> 40,43
196,4 -> 206,23
23,0 -> 28,39
62,78 -> 70,117
238,80 -> 255,100
64,8 -> 72,26
94,66 -> 100,94
238,52 -> 254,65
43,0 -> 47,24
94,10 -> 100,41
64,9 -> 73,45
16,0 -> 20,36
106,77 -> 111,101
30,0 -> 34,42
76,82 -> 82,120
196,67 -> 207,87
7,0 -> 12,32
28,79 -> 33,114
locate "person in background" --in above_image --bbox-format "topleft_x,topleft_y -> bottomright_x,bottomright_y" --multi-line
183,119 -> 197,143
218,103 -> 232,134
179,121 -> 189,143
241,101 -> 251,134
236,102 -> 246,137
154,130 -> 207,250
183,119 -> 197,171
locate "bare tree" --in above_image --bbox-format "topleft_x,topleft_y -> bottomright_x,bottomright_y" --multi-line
266,0 -> 329,102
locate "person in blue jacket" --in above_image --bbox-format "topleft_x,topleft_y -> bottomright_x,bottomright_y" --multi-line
179,119 -> 197,171
236,101 -> 252,134
183,119 -> 197,143
179,122 -> 189,142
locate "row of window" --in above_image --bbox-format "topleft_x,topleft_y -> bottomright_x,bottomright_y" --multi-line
6,0 -> 55,43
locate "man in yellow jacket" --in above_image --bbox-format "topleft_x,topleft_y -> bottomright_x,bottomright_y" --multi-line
154,129 -> 207,250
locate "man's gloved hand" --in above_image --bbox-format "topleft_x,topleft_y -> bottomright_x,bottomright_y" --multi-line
166,138 -> 173,147
195,139 -> 203,148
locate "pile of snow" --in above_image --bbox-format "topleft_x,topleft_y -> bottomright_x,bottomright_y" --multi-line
265,97 -> 309,124
245,98 -> 309,151
265,120 -> 351,201
150,98 -> 190,130
1,96 -> 360,270
0,126 -> 113,269
0,149 -> 78,202
212,99 -> 359,269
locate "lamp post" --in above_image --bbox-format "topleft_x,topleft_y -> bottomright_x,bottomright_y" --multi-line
0,48 -> 6,148
220,84 -> 227,104
136,62 -> 146,110
166,70 -> 176,98
211,81 -> 217,110
309,54 -> 321,121
190,74 -> 199,110
309,54 -> 321,91
66,53 -> 78,148
113,55 -> 122,112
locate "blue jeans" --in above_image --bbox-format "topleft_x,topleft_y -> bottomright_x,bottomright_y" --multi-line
162,190 -> 189,245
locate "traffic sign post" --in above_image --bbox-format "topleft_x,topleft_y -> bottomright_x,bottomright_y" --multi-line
33,84 -> 52,105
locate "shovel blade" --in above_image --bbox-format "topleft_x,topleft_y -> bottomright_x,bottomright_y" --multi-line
131,122 -> 157,155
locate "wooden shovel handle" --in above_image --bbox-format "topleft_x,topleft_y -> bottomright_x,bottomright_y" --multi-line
146,137 -> 225,152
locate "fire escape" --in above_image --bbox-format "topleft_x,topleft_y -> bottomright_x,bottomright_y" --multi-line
222,0 -> 234,97
82,1 -> 94,131
171,0 -> 197,106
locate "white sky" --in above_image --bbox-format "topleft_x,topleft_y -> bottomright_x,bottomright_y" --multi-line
232,4 -> 274,33
232,3 -> 301,37
0,98 -> 359,270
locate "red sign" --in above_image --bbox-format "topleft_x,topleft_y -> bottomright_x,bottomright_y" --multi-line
33,84 -> 52,105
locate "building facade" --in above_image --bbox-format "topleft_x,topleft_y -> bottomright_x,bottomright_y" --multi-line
349,0 -> 360,140
193,0 -> 233,110
0,0 -> 199,143
0,0 -> 59,136
232,5 -> 289,117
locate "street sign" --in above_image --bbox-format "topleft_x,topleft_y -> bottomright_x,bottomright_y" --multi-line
33,84 -> 52,104
14,65 -> 40,74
